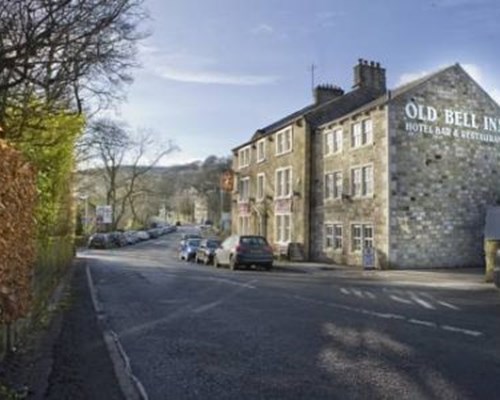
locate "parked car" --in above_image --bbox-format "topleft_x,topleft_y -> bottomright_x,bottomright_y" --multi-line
195,238 -> 222,265
88,233 -> 110,249
108,232 -> 127,247
137,230 -> 150,241
180,232 -> 202,247
179,238 -> 202,261
124,231 -> 140,245
213,235 -> 274,270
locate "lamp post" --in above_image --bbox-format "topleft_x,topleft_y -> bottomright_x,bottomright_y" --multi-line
78,194 -> 89,235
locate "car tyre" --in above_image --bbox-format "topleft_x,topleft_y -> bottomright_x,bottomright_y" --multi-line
229,256 -> 238,271
264,263 -> 273,271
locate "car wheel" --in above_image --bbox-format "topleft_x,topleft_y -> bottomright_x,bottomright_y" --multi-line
264,263 -> 273,271
229,256 -> 238,271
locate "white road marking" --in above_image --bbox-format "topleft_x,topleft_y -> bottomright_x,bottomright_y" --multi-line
441,325 -> 483,337
340,288 -> 350,295
290,294 -> 483,338
437,301 -> 460,310
409,319 -> 437,328
408,291 -> 436,310
390,295 -> 413,305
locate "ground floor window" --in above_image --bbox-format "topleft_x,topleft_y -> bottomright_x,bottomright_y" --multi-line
275,214 -> 291,243
239,215 -> 250,234
325,224 -> 343,250
351,223 -> 373,252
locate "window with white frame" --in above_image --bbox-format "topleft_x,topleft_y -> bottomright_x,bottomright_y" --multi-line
324,171 -> 342,199
362,165 -> 373,196
257,173 -> 265,201
239,216 -> 250,235
276,128 -> 293,155
351,119 -> 373,149
276,214 -> 291,243
351,223 -> 373,252
325,224 -> 343,250
256,139 -> 266,162
351,168 -> 362,197
239,177 -> 250,202
351,165 -> 373,197
276,167 -> 292,198
324,128 -> 343,155
363,225 -> 373,249
238,146 -> 251,168
351,224 -> 362,252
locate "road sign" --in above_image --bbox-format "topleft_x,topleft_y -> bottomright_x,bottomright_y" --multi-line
96,205 -> 112,224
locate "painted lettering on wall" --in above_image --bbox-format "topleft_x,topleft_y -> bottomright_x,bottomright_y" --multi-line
403,101 -> 500,144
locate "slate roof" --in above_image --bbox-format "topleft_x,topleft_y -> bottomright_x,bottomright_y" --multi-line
233,63 -> 464,152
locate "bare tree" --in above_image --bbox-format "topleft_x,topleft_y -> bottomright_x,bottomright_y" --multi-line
81,118 -> 177,230
0,0 -> 148,138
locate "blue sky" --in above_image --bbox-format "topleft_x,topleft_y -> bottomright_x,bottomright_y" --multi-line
114,0 -> 500,165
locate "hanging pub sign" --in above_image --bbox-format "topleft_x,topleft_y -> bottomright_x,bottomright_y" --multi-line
274,198 -> 292,213
220,170 -> 234,192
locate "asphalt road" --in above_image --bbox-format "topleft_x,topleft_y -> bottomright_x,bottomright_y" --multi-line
82,227 -> 500,400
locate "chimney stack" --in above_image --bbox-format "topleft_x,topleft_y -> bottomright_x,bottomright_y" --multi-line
353,59 -> 386,94
313,84 -> 344,104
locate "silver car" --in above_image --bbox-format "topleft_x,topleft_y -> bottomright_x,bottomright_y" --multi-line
213,235 -> 274,271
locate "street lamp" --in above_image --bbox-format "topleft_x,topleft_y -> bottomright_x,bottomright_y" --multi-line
78,194 -> 89,235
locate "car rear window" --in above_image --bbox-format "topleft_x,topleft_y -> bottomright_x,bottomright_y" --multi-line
240,236 -> 268,246
187,239 -> 202,246
206,240 -> 221,248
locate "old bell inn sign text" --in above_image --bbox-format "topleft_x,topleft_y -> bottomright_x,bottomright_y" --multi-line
404,101 -> 500,144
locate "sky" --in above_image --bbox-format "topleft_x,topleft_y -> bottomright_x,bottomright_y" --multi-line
113,0 -> 500,166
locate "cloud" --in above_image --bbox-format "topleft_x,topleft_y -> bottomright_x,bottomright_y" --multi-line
152,66 -> 279,86
138,43 -> 278,86
397,63 -> 500,104
251,24 -> 274,35
316,11 -> 345,28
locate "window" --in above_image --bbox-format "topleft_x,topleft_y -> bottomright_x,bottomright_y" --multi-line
276,167 -> 292,198
239,177 -> 250,201
363,225 -> 373,249
325,171 -> 342,199
351,165 -> 373,197
257,139 -> 266,162
324,128 -> 343,155
257,173 -> 265,201
238,146 -> 251,168
362,165 -> 373,196
351,223 -> 373,252
276,214 -> 291,243
351,224 -> 362,252
325,224 -> 343,250
351,119 -> 373,149
276,128 -> 293,155
239,216 -> 250,235
351,168 -> 362,197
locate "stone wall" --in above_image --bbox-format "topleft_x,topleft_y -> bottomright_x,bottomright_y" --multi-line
310,106 -> 390,267
231,118 -> 310,254
389,65 -> 500,268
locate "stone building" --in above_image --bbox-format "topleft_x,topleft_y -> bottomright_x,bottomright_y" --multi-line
232,59 -> 500,268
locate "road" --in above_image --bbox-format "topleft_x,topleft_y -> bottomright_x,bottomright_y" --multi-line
82,227 -> 500,400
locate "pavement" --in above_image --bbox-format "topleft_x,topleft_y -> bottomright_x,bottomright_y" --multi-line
274,260 -> 490,290
0,241 -> 497,399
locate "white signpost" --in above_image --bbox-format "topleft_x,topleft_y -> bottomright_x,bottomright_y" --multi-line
96,205 -> 112,224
